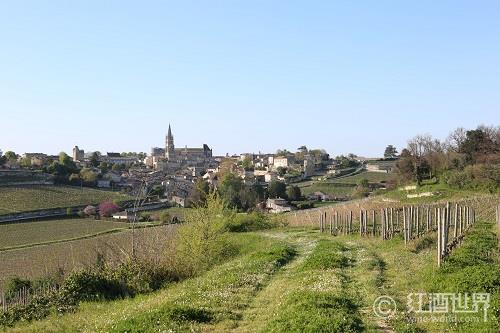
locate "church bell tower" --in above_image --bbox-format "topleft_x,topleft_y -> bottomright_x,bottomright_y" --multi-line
165,124 -> 175,160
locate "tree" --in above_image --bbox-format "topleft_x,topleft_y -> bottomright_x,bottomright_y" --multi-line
4,151 -> 17,162
268,180 -> 287,199
276,149 -> 291,156
59,152 -> 71,165
80,168 -> 97,185
69,173 -> 80,183
218,173 -> 243,209
150,185 -> 165,197
383,145 -> 398,159
99,162 -> 109,173
20,157 -> 32,168
169,193 -> 234,276
459,128 -> 498,164
98,201 -> 119,218
242,156 -> 254,171
445,127 -> 467,152
335,155 -> 360,169
90,152 -> 100,167
276,166 -> 287,177
286,185 -> 302,201
191,178 -> 211,205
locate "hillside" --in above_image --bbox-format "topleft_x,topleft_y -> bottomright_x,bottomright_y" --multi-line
298,171 -> 391,198
0,186 -> 132,215
4,209 -> 499,332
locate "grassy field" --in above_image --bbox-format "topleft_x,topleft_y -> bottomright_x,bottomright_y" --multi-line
331,171 -> 392,184
0,218 -> 127,250
297,171 -> 392,198
5,218 -> 498,332
0,186 -> 133,215
379,181 -> 496,204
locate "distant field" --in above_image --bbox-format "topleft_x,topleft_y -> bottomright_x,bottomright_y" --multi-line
300,183 -> 355,197
0,186 -> 132,215
297,171 -> 392,198
329,171 -> 392,184
0,218 -> 127,250
0,224 -> 177,289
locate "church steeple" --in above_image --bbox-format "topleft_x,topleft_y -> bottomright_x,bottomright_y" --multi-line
167,124 -> 172,139
165,124 -> 175,160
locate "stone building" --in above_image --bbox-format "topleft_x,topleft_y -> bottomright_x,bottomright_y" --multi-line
72,146 -> 84,162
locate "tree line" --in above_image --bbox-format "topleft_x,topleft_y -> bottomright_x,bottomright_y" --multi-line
395,125 -> 499,192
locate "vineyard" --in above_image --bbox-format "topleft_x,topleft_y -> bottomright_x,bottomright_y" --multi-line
0,218 -> 127,250
0,186 -> 132,215
0,224 -> 177,289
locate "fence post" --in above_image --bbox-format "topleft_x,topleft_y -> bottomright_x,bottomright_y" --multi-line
437,207 -> 442,267
403,206 -> 407,245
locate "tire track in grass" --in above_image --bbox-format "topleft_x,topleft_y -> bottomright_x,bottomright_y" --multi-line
235,230 -> 366,333
233,231 -> 318,333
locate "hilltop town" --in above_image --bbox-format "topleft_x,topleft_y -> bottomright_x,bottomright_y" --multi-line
0,124 -> 398,216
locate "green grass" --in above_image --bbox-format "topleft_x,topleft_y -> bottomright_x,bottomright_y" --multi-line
413,221 -> 500,333
2,214 -> 498,332
300,182 -> 355,197
377,179 -> 500,205
298,171 -> 392,199
0,218 -> 127,250
330,171 -> 392,184
4,233 -> 296,333
0,186 -> 132,215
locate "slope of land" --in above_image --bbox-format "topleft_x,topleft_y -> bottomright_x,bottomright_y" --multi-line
0,186 -> 132,215
0,218 -> 127,250
5,217 -> 498,333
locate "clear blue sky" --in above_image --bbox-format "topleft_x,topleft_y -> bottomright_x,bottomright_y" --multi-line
0,1 -> 499,157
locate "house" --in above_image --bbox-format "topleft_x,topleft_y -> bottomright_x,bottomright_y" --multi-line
366,161 -> 395,173
171,195 -> 190,208
307,191 -> 332,202
112,211 -> 134,221
102,153 -> 138,166
264,172 -> 277,183
273,156 -> 290,168
97,179 -> 111,188
266,198 -> 292,213
103,171 -> 122,183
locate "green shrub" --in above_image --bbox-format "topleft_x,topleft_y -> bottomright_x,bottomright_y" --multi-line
110,260 -> 176,294
139,212 -> 151,222
296,201 -> 315,210
59,269 -> 130,303
159,211 -> 171,224
167,193 -> 238,277
225,212 -> 276,232
5,277 -> 31,298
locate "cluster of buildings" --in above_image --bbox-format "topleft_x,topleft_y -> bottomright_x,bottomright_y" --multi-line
3,125 -> 397,213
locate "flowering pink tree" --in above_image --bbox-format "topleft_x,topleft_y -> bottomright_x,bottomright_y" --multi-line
83,205 -> 97,217
98,201 -> 120,218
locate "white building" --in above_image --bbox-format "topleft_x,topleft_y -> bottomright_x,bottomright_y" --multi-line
266,198 -> 292,213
